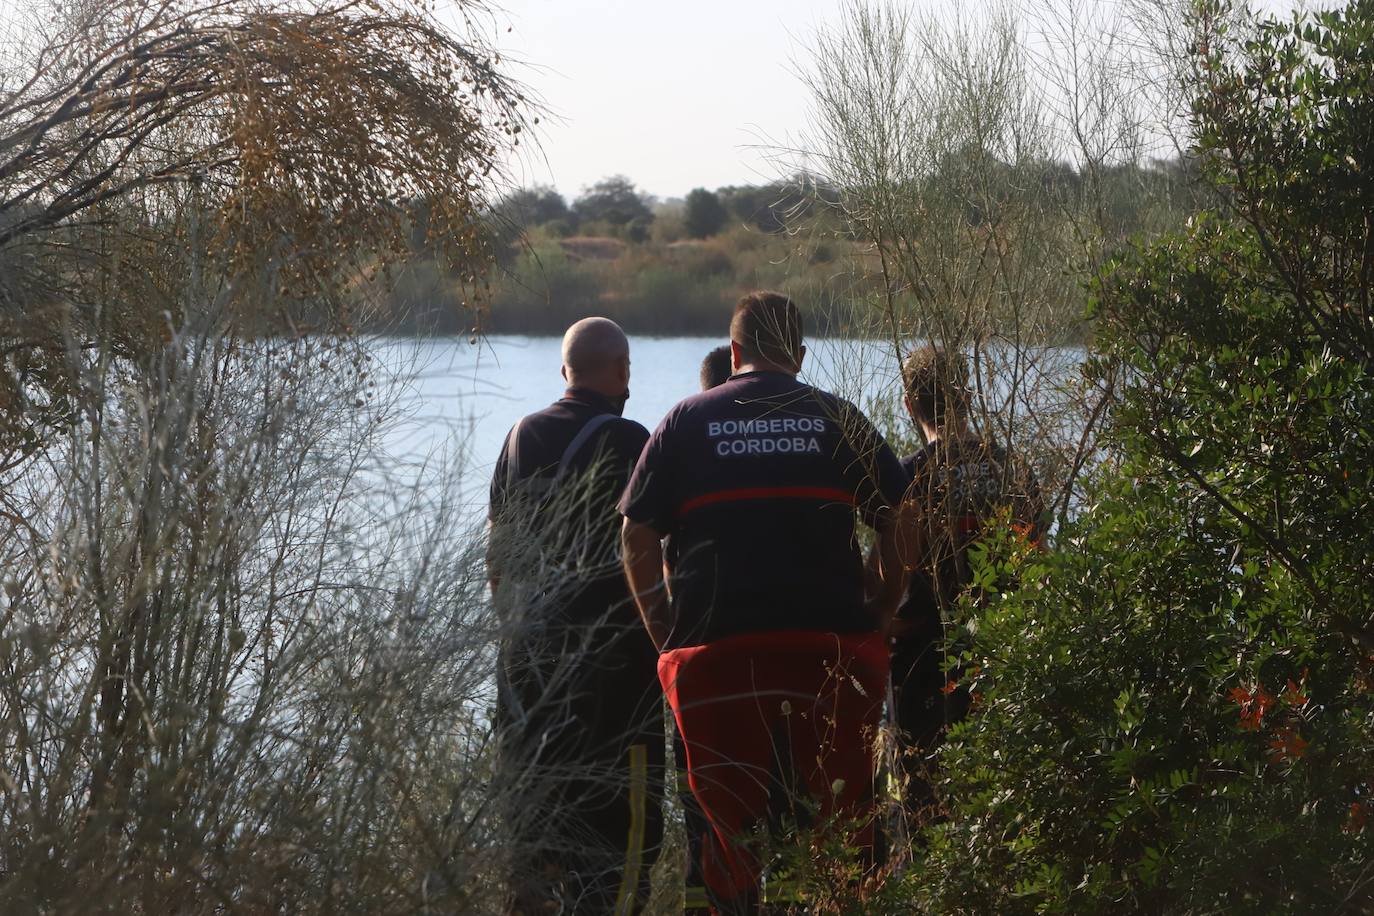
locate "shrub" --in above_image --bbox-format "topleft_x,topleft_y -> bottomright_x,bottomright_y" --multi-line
631,264 -> 732,334
669,241 -> 735,278
0,325 -> 514,913
911,3 -> 1374,911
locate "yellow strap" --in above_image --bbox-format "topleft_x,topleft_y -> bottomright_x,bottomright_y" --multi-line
613,743 -> 648,916
684,885 -> 710,909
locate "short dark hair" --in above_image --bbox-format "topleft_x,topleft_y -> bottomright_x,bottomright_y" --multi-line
902,345 -> 971,426
700,344 -> 733,390
730,291 -> 803,370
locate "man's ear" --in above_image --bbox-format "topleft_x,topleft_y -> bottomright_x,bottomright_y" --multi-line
794,345 -> 807,374
619,355 -> 631,384
561,365 -> 569,383
730,340 -> 743,372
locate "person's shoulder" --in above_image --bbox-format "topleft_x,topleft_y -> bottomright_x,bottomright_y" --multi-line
694,375 -> 754,404
608,415 -> 650,445
789,380 -> 841,413
905,441 -> 938,474
804,382 -> 866,416
599,411 -> 645,436
959,433 -> 1009,463
982,436 -> 1012,461
617,416 -> 650,436
807,386 -> 889,439
513,400 -> 565,430
659,383 -> 734,422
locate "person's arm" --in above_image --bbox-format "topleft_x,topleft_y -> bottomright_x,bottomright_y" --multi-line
622,517 -> 671,651
1020,460 -> 1050,550
486,520 -> 502,595
867,534 -> 928,638
487,431 -> 514,595
862,543 -> 882,601
865,517 -> 907,634
617,410 -> 677,649
849,409 -> 913,632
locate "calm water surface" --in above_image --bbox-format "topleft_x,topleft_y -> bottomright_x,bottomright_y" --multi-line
371,335 -> 913,519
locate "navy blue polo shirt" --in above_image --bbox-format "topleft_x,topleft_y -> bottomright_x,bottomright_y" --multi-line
490,388 -> 649,609
619,370 -> 907,649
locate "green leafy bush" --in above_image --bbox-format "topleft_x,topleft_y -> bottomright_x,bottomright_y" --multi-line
907,2 -> 1374,912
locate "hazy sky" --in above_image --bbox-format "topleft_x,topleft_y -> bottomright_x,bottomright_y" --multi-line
0,0 -> 1325,203
479,0 -> 1317,203
484,0 -> 865,201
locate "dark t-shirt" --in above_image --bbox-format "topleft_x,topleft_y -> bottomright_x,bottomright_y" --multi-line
619,370 -> 907,649
489,389 -> 648,517
489,388 -> 657,755
489,388 -> 649,604
896,434 -> 1045,631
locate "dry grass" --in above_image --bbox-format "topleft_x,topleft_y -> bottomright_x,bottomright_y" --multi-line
559,236 -> 630,262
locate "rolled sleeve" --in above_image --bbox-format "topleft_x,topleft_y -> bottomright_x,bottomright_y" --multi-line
618,415 -> 675,534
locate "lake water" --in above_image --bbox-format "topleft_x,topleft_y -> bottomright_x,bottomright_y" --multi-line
369,335 -> 1085,526
370,335 -> 917,519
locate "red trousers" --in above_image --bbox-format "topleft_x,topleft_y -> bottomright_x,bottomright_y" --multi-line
658,630 -> 889,911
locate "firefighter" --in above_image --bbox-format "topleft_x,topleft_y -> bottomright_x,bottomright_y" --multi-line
886,345 -> 1045,823
620,292 -> 908,914
698,343 -> 733,391
488,317 -> 663,915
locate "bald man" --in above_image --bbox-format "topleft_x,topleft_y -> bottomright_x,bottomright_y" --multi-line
488,318 -> 663,915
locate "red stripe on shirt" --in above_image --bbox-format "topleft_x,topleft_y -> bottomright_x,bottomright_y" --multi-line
679,486 -> 856,516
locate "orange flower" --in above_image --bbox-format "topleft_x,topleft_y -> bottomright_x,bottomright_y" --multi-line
1348,802 -> 1368,833
940,677 -> 959,696
1229,683 -> 1274,731
1267,726 -> 1308,764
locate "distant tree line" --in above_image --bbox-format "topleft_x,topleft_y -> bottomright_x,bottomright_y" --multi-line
376,155 -> 1196,337
487,156 -> 1193,250
490,173 -> 846,243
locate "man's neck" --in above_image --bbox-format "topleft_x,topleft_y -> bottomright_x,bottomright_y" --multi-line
566,378 -> 620,399
565,384 -> 625,415
921,420 -> 972,445
734,360 -> 796,377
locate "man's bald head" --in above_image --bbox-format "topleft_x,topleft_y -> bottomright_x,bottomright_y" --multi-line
561,317 -> 631,398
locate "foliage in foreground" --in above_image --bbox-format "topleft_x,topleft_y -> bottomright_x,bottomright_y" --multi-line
0,0 -> 525,457
907,2 -> 1374,911
0,0 -> 539,910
